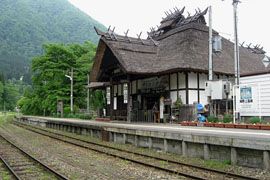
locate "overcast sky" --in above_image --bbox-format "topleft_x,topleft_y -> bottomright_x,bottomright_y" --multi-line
69,0 -> 269,55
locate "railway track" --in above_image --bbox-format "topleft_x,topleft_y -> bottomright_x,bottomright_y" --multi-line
14,121 -> 259,180
0,132 -> 68,180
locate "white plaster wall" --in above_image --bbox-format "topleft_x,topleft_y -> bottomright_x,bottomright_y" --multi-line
188,72 -> 197,88
178,90 -> 186,104
170,73 -> 177,90
199,90 -> 208,106
170,91 -> 178,104
189,90 -> 198,104
199,73 -> 207,89
178,73 -> 185,89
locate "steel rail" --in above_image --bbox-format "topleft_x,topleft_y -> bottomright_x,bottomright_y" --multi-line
0,133 -> 69,180
0,155 -> 20,180
15,121 -> 259,180
14,122 -> 205,180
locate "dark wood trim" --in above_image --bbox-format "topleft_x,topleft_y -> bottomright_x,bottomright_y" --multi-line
177,72 -> 179,98
110,78 -> 113,120
177,88 -> 205,91
136,80 -> 138,94
185,72 -> 189,104
168,74 -> 171,91
130,80 -> 133,94
197,73 -> 200,103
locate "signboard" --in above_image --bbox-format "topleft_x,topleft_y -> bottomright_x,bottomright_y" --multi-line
123,83 -> 128,104
164,98 -> 172,105
141,76 -> 169,92
236,84 -> 259,114
106,87 -> 111,105
160,96 -> 164,119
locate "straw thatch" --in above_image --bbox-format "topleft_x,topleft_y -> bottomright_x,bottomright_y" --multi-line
90,10 -> 268,82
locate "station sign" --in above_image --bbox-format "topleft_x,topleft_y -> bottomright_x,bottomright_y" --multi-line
236,84 -> 259,114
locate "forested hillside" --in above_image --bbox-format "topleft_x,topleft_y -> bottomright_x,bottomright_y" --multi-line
0,0 -> 105,82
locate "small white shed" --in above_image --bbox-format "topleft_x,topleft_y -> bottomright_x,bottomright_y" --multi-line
236,73 -> 270,117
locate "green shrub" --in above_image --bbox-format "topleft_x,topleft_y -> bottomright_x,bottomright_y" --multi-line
207,115 -> 218,123
223,114 -> 233,123
63,113 -> 92,120
77,114 -> 92,120
249,117 -> 261,124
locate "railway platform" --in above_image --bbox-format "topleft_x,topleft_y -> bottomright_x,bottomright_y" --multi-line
16,116 -> 270,170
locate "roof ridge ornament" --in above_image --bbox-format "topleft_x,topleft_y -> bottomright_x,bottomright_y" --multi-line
136,32 -> 145,45
147,32 -> 159,46
245,42 -> 266,54
124,29 -> 131,42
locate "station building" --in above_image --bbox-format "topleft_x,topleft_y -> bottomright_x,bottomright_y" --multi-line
88,7 -> 269,122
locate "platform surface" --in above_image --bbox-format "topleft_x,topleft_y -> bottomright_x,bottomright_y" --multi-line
24,116 -> 270,141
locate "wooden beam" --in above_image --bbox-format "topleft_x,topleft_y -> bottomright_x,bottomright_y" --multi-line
185,72 -> 189,104
197,73 -> 200,103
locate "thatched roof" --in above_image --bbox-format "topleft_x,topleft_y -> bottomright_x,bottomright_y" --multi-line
90,9 -> 269,82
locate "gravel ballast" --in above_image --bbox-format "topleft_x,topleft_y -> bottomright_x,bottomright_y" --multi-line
0,124 -> 185,180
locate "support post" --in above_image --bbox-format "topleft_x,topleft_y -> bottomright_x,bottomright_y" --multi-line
208,5 -> 213,81
134,135 -> 138,147
110,78 -> 114,121
87,74 -> 90,113
71,67 -> 74,113
231,147 -> 237,165
123,134 -> 126,144
148,137 -> 153,149
233,0 -> 240,86
164,139 -> 168,152
127,79 -> 132,122
263,151 -> 270,170
182,141 -> 187,157
204,144 -> 210,160
113,132 -> 117,142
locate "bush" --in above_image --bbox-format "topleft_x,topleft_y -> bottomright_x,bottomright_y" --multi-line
207,115 -> 219,123
223,114 -> 233,123
77,114 -> 92,120
63,113 -> 92,120
249,117 -> 261,124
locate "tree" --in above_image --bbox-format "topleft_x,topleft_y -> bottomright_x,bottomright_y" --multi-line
0,74 -> 21,111
18,42 -> 99,115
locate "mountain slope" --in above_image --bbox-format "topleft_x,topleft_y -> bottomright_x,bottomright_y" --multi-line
0,0 -> 105,81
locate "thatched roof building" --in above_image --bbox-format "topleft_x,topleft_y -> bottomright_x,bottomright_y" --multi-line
91,8 -> 268,82
89,7 -> 269,122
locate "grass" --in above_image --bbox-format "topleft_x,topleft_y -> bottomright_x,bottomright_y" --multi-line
203,159 -> 231,170
0,171 -> 11,180
0,112 -> 15,126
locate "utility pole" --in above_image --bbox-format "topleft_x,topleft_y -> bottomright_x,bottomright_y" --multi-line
71,67 -> 73,113
65,67 -> 74,113
222,0 -> 241,122
208,5 -> 213,81
87,74 -> 90,113
233,0 -> 240,86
